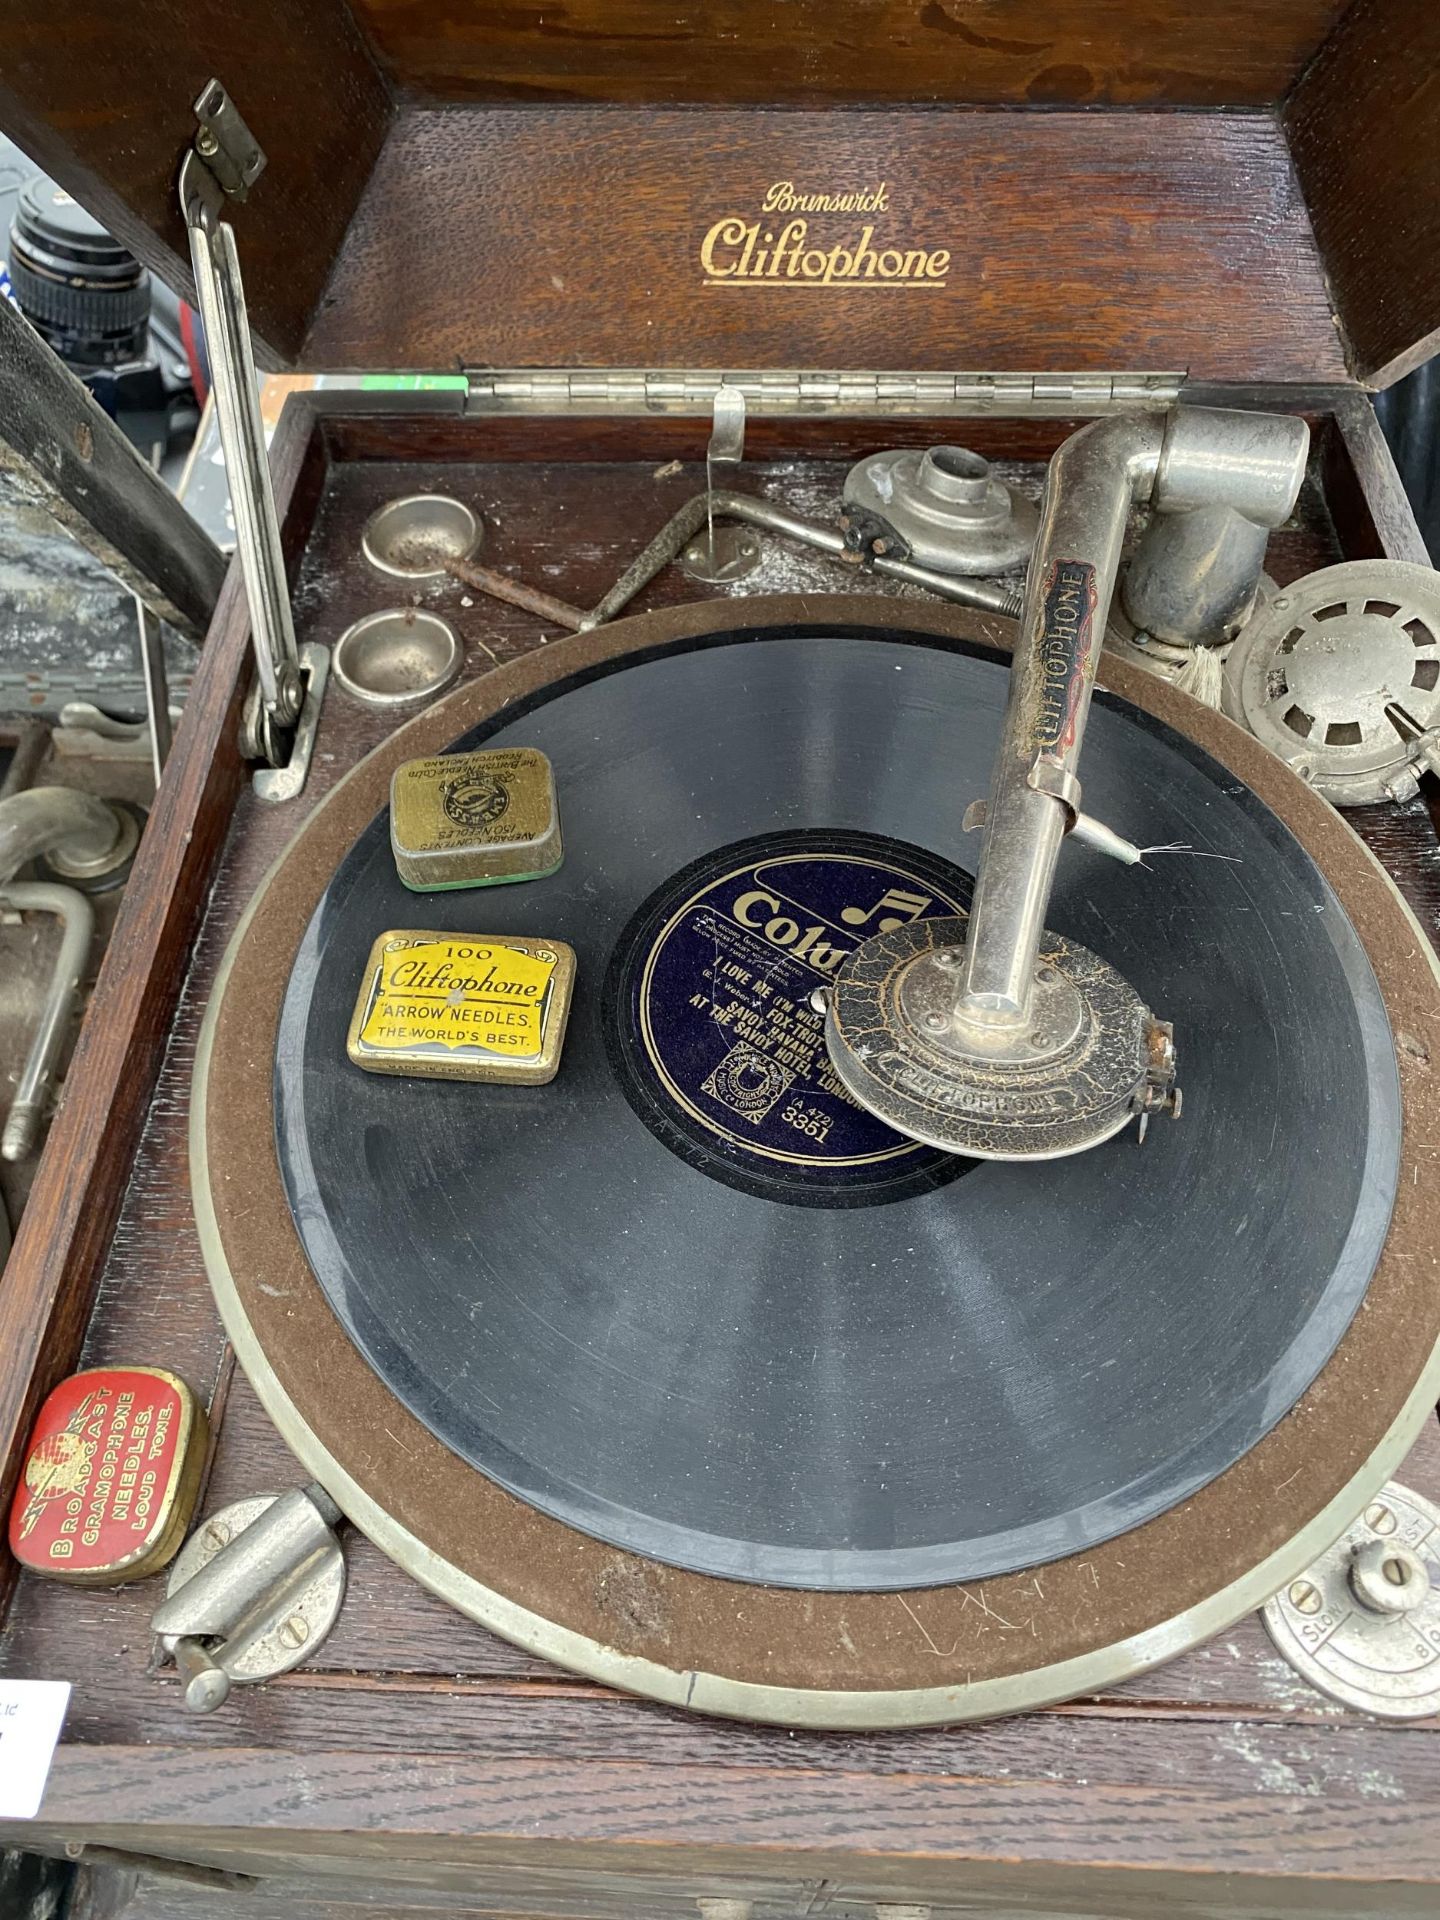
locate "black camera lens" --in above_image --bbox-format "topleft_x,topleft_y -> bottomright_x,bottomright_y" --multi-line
9,175 -> 149,368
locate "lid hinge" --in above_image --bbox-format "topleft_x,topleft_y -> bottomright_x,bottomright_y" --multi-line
180,81 -> 324,796
464,368 -> 1185,417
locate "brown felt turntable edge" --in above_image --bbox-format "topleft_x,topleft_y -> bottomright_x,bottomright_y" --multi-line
191,594 -> 1440,1730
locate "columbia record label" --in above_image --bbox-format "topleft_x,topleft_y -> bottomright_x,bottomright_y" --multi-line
605,829 -> 974,1205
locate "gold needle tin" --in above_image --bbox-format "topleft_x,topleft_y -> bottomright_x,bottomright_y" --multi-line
390,747 -> 562,891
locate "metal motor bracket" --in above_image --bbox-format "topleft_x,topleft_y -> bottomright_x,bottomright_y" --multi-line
842,445 -> 1039,576
681,384 -> 763,586
180,80 -> 320,789
1262,1482 -> 1440,1719
150,1485 -> 346,1712
244,641 -> 331,805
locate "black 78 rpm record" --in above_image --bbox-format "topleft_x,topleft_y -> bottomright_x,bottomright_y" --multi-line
269,621 -> 1401,1592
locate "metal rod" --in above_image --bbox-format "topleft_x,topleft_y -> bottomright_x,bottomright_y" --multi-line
585,494 -> 710,625
0,881 -> 94,1163
585,491 -> 1025,629
957,416 -> 1165,1023
135,597 -> 172,784
0,721 -> 49,805
444,556 -> 586,632
705,385 -> 746,570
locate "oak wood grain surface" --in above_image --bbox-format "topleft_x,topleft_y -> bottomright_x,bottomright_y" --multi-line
0,0 -> 392,366
303,108 -> 1346,384
1,414 -> 1437,1907
350,0 -> 1346,108
1285,0 -> 1440,392
0,406 -> 327,1617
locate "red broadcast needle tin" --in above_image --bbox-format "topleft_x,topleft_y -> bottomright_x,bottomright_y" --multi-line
8,1367 -> 207,1586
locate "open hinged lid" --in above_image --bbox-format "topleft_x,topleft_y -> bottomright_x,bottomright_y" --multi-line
0,2 -> 1435,389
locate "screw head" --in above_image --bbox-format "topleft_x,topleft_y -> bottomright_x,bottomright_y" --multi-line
1288,1579 -> 1322,1614
932,947 -> 963,971
1365,1501 -> 1398,1535
196,126 -> 219,157
202,1520 -> 231,1553
922,1011 -> 948,1033
1349,1537 -> 1428,1616
278,1613 -> 310,1650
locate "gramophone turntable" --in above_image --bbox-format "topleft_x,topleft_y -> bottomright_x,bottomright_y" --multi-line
1,4 -> 1439,1908
180,399 -> 1436,1732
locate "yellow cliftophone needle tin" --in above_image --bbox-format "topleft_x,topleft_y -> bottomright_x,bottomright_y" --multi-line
347,931 -> 576,1085
390,747 -> 562,891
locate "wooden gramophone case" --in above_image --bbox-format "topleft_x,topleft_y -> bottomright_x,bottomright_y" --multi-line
1,2 -> 1440,1911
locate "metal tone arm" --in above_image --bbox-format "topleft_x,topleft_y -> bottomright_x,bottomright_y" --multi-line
825,406 -> 1310,1161
959,408 -> 1308,1027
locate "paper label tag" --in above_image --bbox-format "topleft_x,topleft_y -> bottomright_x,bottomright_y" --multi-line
0,1680 -> 70,1819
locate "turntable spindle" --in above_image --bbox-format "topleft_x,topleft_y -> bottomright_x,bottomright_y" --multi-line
825,406 -> 1310,1160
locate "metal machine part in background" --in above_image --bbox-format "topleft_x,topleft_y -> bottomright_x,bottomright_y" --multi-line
0,781 -> 131,1193
825,405 -> 1310,1161
0,785 -> 137,893
0,880 -> 92,1163
151,1485 -> 346,1712
1263,1482 -> 1440,1719
842,445 -> 1039,576
1223,560 -> 1440,804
